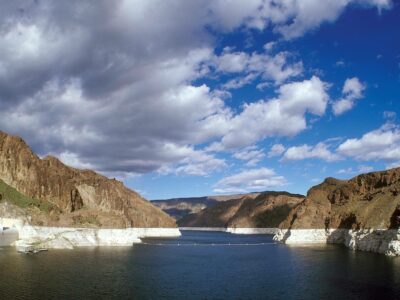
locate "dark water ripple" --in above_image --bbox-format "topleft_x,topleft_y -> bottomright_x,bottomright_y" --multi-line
1,230 -> 400,299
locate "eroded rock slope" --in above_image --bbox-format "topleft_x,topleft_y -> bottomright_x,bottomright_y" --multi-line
0,131 -> 176,228
178,191 -> 304,228
279,168 -> 400,230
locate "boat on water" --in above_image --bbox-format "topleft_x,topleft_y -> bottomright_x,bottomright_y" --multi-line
0,226 -> 19,247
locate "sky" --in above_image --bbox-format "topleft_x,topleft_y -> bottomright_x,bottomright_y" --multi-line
0,0 -> 399,200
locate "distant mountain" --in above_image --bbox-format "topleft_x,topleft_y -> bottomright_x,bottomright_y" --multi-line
177,191 -> 305,228
279,167 -> 400,230
0,131 -> 176,228
152,193 -> 261,220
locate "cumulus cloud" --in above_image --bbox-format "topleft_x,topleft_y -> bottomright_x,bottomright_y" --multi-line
283,142 -> 340,161
337,165 -> 374,174
268,144 -> 286,157
337,124 -> 400,161
386,161 -> 400,170
209,0 -> 391,39
213,167 -> 287,194
216,76 -> 330,149
0,1 -> 390,178
159,146 -> 227,176
233,146 -> 265,166
216,48 -> 303,89
267,0 -> 392,39
333,77 -> 365,115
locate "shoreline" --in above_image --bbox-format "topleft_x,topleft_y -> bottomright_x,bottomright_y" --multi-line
273,228 -> 400,256
0,217 -> 181,250
3,217 -> 399,256
181,227 -> 400,256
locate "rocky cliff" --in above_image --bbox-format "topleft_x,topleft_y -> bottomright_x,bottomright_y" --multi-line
178,191 -> 305,228
279,167 -> 400,230
152,193 -> 260,220
0,131 -> 176,228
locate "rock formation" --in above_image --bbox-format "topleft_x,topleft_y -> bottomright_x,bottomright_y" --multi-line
279,168 -> 400,230
274,168 -> 400,256
0,131 -> 176,228
152,193 -> 260,220
178,191 -> 305,228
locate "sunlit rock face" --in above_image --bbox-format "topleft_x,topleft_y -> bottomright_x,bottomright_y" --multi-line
278,168 -> 400,231
0,131 -> 176,228
274,167 -> 400,256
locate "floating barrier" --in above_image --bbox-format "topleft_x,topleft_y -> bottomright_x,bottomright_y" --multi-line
141,242 -> 276,246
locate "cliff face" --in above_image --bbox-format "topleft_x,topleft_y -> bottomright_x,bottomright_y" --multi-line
279,168 -> 400,230
178,191 -> 304,228
152,193 -> 260,220
0,131 -> 176,228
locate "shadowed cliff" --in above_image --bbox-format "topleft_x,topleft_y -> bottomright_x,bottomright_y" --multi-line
178,191 -> 305,228
152,193 -> 261,220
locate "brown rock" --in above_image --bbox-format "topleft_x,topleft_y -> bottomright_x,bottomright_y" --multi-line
0,131 -> 176,228
178,191 -> 305,228
279,168 -> 400,230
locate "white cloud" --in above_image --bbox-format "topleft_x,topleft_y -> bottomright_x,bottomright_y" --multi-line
342,77 -> 365,98
209,0 -> 391,38
0,1 -> 391,179
58,151 -> 95,170
311,178 -> 322,183
233,146 -> 265,166
386,161 -> 400,170
222,73 -> 258,90
337,124 -> 400,161
216,49 -> 249,73
337,167 -> 353,174
216,48 -> 303,88
384,111 -> 397,120
216,76 -> 330,149
333,77 -> 365,115
264,42 -> 276,51
268,144 -> 286,157
283,142 -> 340,161
335,60 -> 346,67
358,165 -> 374,173
214,167 -> 287,193
269,0 -> 392,39
337,165 -> 374,174
156,145 -> 227,176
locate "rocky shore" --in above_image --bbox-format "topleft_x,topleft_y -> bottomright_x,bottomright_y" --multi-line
1,217 -> 180,250
273,228 -> 400,256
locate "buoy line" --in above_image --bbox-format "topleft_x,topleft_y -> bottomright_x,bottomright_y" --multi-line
141,242 -> 276,246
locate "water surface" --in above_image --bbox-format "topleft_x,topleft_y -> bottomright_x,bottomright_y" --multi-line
1,230 -> 400,299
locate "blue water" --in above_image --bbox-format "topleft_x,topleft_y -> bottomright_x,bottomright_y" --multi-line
1,230 -> 400,299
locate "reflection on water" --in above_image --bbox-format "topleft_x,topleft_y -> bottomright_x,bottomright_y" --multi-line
0,230 -> 400,299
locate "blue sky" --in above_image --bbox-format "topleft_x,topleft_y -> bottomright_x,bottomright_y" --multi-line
128,1 -> 400,199
0,1 -> 399,200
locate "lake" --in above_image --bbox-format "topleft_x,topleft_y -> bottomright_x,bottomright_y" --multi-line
1,230 -> 400,299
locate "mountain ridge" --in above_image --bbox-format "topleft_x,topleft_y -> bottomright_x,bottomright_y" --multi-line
0,130 -> 176,228
177,191 -> 305,228
279,167 -> 400,230
152,192 -> 261,220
